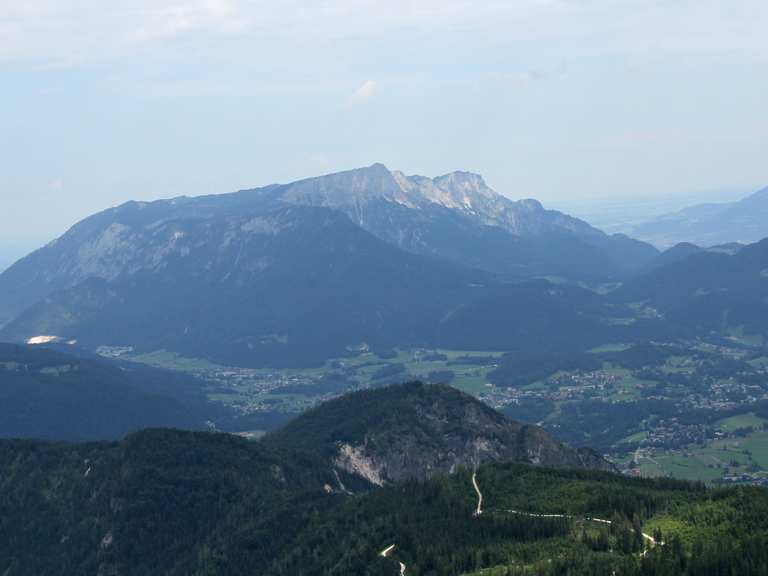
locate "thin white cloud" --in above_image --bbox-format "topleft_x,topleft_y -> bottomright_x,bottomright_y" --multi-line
0,0 -> 249,63
347,80 -> 377,104
1,1 -> 767,65
128,0 -> 246,44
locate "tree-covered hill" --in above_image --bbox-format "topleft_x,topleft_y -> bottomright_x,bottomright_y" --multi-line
614,237 -> 768,338
0,343 -> 220,440
265,382 -> 613,484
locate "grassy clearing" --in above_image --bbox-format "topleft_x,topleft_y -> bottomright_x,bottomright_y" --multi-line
727,431 -> 768,469
727,326 -> 765,348
639,429 -> 768,483
638,412 -> 768,483
339,348 -> 502,391
450,367 -> 496,395
619,431 -> 647,444
660,355 -> 696,374
130,350 -> 224,371
716,413 -> 768,431
638,457 -> 664,477
600,368 -> 652,401
649,453 -> 723,482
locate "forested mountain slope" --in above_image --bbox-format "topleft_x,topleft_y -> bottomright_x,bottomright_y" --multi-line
0,343 -> 216,440
2,425 -> 766,576
0,202 -> 619,367
615,237 -> 768,338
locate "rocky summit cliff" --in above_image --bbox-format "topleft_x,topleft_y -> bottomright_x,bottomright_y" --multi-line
279,163 -> 575,235
265,163 -> 657,278
266,382 -> 614,486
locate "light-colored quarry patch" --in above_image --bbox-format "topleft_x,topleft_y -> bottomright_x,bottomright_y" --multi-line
27,335 -> 61,345
335,443 -> 385,487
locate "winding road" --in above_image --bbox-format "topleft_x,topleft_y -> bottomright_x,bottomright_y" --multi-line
377,470 -> 661,575
506,510 -> 660,545
472,472 -> 661,552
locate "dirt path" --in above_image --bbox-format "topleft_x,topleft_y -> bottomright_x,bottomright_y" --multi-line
380,544 -> 396,558
472,470 -> 483,516
379,544 -> 406,575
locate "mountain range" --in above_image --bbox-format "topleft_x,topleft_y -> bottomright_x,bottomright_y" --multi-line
629,185 -> 768,248
1,164 -> 766,369
0,164 -> 658,367
0,164 -> 658,325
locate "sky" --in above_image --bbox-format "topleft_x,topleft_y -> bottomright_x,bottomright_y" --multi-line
1,0 -> 767,264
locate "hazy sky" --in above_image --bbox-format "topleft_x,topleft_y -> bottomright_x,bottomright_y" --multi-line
1,0 -> 767,259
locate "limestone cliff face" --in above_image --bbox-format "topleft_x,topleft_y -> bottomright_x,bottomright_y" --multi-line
268,382 -> 614,487
272,164 -> 656,280
278,164 -> 606,256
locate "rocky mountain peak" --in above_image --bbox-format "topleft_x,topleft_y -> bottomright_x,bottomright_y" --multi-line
280,164 -> 506,214
281,163 -> 404,208
434,170 -> 493,197
518,198 -> 544,211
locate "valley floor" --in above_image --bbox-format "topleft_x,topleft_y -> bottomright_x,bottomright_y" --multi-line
105,335 -> 768,486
